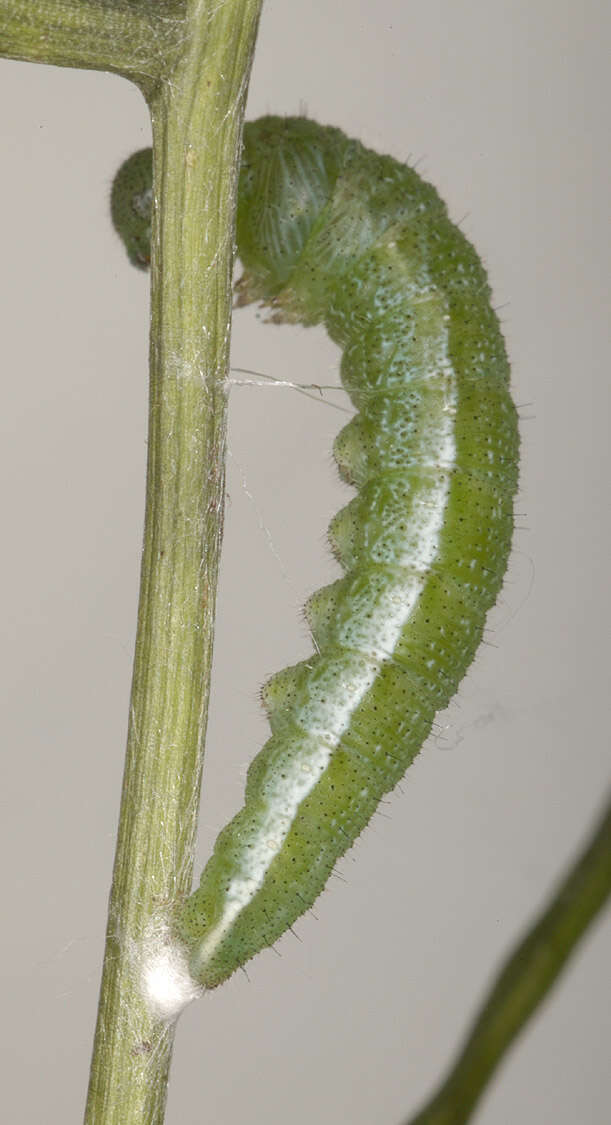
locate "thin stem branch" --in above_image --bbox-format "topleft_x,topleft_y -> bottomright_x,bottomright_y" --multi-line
0,0 -> 185,88
406,794 -> 611,1125
81,1 -> 263,1122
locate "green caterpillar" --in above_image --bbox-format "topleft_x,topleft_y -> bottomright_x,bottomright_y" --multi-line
112,116 -> 519,990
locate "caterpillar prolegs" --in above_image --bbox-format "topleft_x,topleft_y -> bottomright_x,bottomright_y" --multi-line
112,116 -> 519,989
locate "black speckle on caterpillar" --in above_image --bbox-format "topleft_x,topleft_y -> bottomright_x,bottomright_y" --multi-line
111,116 -> 519,989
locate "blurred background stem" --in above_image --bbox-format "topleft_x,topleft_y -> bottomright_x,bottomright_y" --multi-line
407,793 -> 611,1124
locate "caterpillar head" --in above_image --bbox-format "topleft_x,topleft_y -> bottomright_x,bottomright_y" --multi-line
111,148 -> 153,270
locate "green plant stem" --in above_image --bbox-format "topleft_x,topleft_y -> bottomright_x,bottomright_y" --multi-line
406,794 -> 611,1125
76,2 -> 262,1123
2,0 -> 262,1117
0,0 -> 185,88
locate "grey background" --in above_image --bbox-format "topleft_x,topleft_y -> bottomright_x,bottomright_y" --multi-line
1,0 -> 609,1121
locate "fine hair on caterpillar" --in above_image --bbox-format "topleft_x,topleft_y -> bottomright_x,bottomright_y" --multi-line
111,115 -> 519,991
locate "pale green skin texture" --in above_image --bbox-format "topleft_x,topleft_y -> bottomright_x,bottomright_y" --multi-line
112,117 -> 519,988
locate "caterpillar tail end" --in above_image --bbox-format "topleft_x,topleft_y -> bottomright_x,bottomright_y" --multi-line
137,915 -> 204,1021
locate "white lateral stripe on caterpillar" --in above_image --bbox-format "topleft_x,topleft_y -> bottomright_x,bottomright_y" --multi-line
192,344 -> 458,975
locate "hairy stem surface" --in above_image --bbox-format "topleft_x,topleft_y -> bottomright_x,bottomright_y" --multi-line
407,794 -> 611,1125
0,0 -> 185,87
80,1 -> 262,1123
